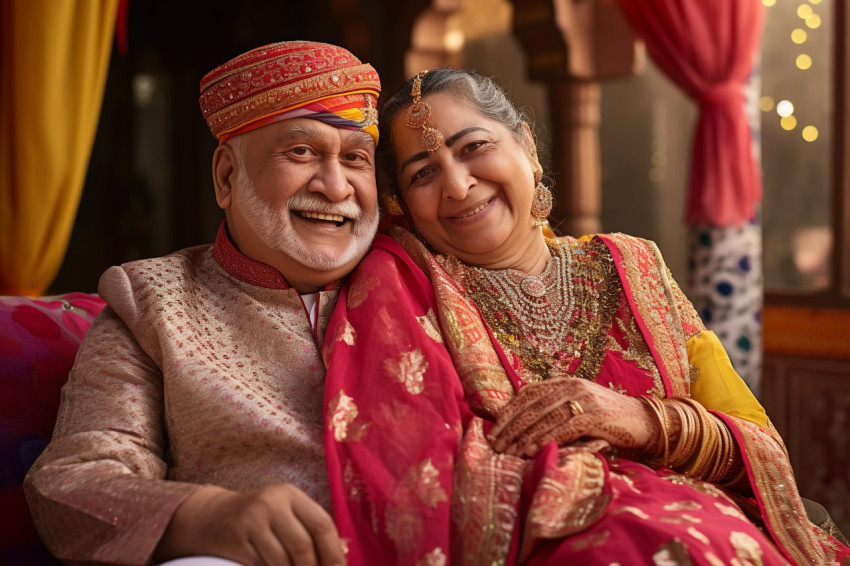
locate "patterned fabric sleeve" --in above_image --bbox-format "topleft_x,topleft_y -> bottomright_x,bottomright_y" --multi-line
23,307 -> 201,564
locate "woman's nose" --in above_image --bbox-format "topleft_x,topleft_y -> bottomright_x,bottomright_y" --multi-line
441,164 -> 474,200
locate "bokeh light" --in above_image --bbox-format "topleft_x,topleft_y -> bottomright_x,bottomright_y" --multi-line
776,100 -> 794,117
806,14 -> 822,29
802,126 -> 819,142
781,116 -> 798,130
791,28 -> 808,44
797,4 -> 813,18
759,96 -> 775,112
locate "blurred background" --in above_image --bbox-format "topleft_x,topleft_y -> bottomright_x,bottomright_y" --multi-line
2,0 -> 848,534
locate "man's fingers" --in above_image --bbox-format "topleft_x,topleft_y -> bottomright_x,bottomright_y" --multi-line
289,492 -> 346,566
249,534 -> 292,566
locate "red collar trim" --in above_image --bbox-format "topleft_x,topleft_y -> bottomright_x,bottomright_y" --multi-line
211,221 -> 341,292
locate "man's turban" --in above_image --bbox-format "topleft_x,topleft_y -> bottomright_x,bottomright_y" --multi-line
199,40 -> 381,144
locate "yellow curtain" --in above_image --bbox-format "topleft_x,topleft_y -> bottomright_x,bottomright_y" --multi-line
0,0 -> 118,296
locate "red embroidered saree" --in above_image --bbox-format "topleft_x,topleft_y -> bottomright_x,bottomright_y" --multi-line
323,227 -> 849,565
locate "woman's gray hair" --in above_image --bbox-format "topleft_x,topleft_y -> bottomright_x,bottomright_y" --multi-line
377,68 -> 536,198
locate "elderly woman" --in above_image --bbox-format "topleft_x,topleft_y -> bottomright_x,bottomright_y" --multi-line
322,69 -> 849,565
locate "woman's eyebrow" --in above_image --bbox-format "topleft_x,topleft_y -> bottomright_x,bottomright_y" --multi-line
400,151 -> 429,172
399,126 -> 493,172
445,126 -> 490,147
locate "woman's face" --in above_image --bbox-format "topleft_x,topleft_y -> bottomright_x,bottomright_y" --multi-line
392,92 -> 541,268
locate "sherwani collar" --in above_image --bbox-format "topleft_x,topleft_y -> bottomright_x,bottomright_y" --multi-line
211,221 -> 341,292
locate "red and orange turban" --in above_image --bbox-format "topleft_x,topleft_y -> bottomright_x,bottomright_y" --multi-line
199,40 -> 381,144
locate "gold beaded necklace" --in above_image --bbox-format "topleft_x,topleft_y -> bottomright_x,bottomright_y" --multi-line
439,239 -> 619,382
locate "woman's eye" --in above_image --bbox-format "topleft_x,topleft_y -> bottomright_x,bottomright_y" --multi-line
410,166 -> 432,183
463,141 -> 486,154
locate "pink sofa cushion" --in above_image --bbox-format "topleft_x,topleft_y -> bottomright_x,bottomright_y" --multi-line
0,293 -> 106,562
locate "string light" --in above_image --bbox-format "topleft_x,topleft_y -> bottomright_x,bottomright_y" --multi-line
802,126 -> 819,142
791,29 -> 808,44
759,1 -> 823,143
796,54 -> 813,69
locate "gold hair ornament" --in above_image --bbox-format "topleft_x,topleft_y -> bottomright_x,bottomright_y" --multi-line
404,71 -> 444,152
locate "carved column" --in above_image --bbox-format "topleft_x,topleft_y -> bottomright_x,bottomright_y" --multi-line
511,0 -> 642,236
548,79 -> 601,236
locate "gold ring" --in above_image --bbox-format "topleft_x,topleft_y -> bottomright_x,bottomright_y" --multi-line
566,400 -> 584,416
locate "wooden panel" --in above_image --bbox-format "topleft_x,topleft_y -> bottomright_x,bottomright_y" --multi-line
762,353 -> 850,537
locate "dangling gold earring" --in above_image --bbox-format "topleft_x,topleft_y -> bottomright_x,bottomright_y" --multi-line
382,193 -> 404,216
531,182 -> 553,227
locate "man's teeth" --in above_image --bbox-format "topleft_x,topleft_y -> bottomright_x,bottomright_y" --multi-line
457,201 -> 489,219
300,211 -> 346,223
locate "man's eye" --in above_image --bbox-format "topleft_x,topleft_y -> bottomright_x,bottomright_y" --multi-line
290,146 -> 311,156
343,152 -> 366,162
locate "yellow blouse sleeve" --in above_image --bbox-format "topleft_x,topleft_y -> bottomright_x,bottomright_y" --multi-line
687,330 -> 770,428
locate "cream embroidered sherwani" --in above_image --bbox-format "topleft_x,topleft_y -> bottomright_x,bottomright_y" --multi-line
24,223 -> 338,565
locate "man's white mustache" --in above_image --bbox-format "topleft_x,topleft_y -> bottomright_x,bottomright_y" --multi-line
287,195 -> 364,220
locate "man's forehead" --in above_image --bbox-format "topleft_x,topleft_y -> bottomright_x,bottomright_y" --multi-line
275,120 -> 375,147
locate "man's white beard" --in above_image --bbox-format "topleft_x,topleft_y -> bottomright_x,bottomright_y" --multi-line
238,176 -> 379,273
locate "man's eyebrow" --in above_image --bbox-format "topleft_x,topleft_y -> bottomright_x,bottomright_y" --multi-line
400,126 -> 492,172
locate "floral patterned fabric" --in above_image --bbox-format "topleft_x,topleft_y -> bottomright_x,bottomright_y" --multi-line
0,293 -> 105,565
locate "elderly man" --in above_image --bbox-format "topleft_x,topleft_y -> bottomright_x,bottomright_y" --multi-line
24,40 -> 380,566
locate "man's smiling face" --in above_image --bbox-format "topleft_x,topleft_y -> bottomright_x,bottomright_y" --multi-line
217,117 -> 379,292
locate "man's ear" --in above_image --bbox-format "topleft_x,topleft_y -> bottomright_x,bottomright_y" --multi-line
212,143 -> 236,210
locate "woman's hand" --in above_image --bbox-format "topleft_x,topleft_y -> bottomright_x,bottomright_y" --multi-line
154,483 -> 346,566
488,377 -> 661,458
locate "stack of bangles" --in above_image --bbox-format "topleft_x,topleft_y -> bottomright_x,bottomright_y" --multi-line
639,396 -> 745,487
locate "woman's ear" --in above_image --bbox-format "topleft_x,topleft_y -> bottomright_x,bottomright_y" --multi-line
521,122 -> 542,177
212,143 -> 236,210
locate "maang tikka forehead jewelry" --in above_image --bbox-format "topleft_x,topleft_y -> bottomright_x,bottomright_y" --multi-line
404,70 -> 444,152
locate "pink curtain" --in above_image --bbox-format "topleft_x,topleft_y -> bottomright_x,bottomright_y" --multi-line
615,0 -> 765,227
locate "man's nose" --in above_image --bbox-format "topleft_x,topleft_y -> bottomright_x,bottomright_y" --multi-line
309,159 -> 353,202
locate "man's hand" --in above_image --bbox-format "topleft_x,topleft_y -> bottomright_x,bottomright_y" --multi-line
154,484 -> 346,566
488,377 -> 660,458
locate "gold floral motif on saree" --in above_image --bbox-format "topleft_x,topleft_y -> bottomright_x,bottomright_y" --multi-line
687,526 -> 711,545
730,530 -> 765,564
568,529 -> 610,551
417,308 -> 444,344
652,539 -> 691,565
328,390 -> 369,442
415,547 -> 447,566
347,274 -> 382,309
408,458 -> 448,508
384,347 -> 428,395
